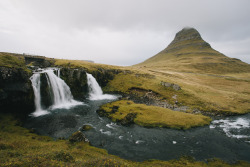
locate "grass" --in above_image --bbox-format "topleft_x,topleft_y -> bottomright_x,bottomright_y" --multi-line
104,69 -> 250,114
0,52 -> 27,69
99,100 -> 211,129
0,113 -> 249,167
54,58 -> 125,72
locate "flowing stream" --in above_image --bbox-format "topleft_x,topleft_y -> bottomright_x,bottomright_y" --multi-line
26,70 -> 250,162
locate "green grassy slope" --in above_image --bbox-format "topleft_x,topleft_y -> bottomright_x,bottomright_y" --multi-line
0,52 -> 27,69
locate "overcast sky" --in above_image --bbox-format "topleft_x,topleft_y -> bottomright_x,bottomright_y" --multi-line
0,0 -> 250,66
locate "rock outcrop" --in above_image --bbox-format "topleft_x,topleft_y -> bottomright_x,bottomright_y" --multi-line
0,67 -> 34,114
60,67 -> 121,99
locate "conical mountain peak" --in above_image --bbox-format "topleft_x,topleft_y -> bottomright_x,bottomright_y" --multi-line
135,27 -> 250,74
173,27 -> 202,43
162,27 -> 211,53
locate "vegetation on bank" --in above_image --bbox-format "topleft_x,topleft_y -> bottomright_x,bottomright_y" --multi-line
0,52 -> 27,69
98,100 -> 211,129
54,58 -> 125,72
1,114 -> 249,167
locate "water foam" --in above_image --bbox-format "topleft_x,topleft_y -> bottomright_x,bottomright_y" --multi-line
210,117 -> 250,139
30,68 -> 83,117
86,73 -> 117,100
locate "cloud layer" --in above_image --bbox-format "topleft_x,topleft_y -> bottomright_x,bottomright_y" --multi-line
0,0 -> 250,65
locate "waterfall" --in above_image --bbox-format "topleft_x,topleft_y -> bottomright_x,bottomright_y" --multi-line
45,69 -> 82,109
30,68 -> 82,117
57,68 -> 60,77
86,73 -> 117,100
30,73 -> 49,117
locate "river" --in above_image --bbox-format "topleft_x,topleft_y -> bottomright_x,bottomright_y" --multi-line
24,98 -> 250,162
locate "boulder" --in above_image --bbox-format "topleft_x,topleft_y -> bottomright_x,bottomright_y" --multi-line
80,125 -> 93,131
69,131 -> 89,143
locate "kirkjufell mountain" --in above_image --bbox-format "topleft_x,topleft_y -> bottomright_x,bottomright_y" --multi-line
136,27 -> 250,74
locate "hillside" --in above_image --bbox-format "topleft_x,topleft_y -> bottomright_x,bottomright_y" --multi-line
119,27 -> 250,114
135,27 -> 250,74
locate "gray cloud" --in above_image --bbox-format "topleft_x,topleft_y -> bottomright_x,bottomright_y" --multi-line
0,0 -> 250,65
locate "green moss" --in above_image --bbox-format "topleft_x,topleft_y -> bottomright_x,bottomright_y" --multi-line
0,53 -> 26,68
99,100 -> 211,129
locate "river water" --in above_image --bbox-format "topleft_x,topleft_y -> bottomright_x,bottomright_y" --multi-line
24,99 -> 250,162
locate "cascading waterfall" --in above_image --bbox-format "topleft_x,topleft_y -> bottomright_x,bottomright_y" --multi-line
86,73 -> 117,100
30,73 -> 49,117
30,68 -> 82,117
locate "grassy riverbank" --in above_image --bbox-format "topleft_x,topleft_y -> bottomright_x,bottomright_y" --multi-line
98,100 -> 211,129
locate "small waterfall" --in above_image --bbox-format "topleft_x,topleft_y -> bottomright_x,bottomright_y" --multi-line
57,68 -> 60,77
46,69 -> 82,109
86,73 -> 117,100
30,68 -> 82,117
30,73 -> 49,117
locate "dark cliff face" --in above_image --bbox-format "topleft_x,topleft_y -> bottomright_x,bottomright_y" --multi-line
0,67 -> 34,114
60,68 -> 121,99
60,68 -> 88,99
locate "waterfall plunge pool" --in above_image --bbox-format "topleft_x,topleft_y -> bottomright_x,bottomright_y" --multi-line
26,68 -> 250,163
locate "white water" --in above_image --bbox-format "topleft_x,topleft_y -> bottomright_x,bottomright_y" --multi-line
30,73 -> 49,117
86,73 -> 117,100
210,117 -> 250,140
30,68 -> 82,117
46,70 -> 82,109
57,68 -> 60,77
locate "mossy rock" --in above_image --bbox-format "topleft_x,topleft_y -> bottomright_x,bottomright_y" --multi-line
69,131 -> 89,143
80,125 -> 93,131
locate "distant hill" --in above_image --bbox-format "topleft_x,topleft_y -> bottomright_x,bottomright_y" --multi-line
135,27 -> 250,74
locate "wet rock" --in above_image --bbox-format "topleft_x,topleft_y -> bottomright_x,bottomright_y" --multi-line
69,131 -> 89,143
60,68 -> 88,99
0,67 -> 34,114
121,113 -> 137,126
80,125 -> 93,131
59,67 -> 122,99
